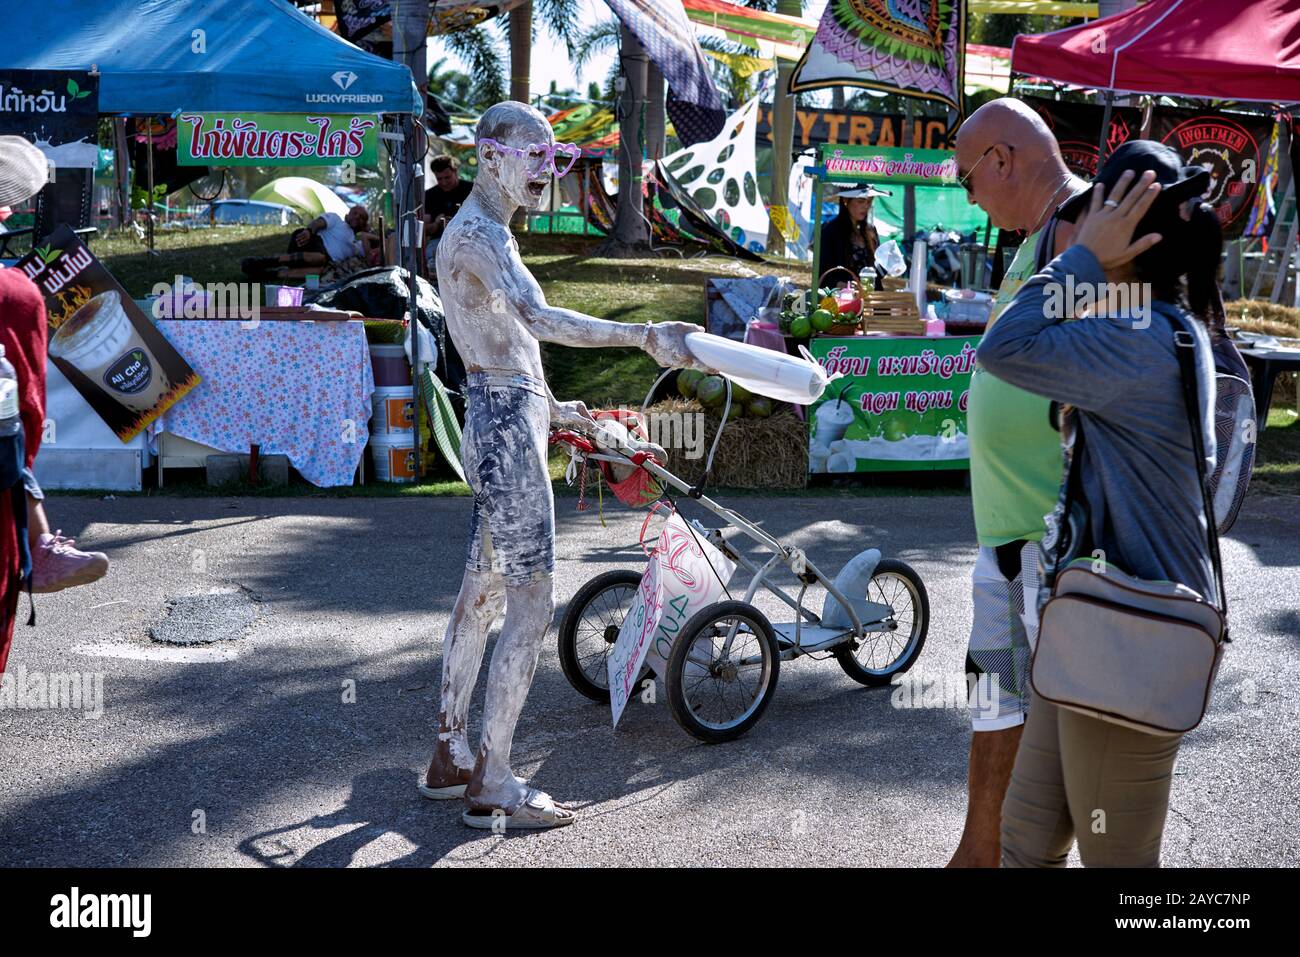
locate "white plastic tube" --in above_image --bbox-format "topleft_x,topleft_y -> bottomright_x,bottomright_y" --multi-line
685,332 -> 831,405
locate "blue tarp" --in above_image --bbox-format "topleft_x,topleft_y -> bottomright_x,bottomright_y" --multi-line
11,0 -> 420,115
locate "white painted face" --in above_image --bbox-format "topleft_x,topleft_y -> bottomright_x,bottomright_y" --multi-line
479,118 -> 555,211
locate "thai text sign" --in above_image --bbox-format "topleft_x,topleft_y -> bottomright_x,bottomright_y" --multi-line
818,143 -> 958,187
608,511 -> 735,727
808,336 -> 981,473
177,112 -> 378,166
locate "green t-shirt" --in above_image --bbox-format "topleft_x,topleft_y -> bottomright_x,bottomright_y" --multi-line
968,229 -> 1063,546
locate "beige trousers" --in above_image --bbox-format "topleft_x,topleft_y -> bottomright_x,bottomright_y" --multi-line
1001,690 -> 1183,867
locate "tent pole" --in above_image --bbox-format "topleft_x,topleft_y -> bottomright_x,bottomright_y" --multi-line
811,172 -> 825,283
903,98 -> 916,240
113,118 -> 131,229
1097,89 -> 1115,167
146,122 -> 156,253
398,114 -> 423,479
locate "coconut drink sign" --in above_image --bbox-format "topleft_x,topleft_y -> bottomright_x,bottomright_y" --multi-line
807,336 -> 980,474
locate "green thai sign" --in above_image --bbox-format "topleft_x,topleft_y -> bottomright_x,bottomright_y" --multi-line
817,143 -> 959,187
177,112 -> 378,167
808,336 -> 981,473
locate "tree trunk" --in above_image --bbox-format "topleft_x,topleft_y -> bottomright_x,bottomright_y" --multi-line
597,25 -> 650,257
646,60 -> 666,160
765,0 -> 802,257
509,1 -> 533,104
831,87 -> 844,111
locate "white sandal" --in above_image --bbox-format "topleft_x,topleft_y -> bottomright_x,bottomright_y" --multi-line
461,789 -> 577,830
417,781 -> 468,800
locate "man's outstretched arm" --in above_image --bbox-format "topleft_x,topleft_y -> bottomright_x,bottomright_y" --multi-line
455,225 -> 704,370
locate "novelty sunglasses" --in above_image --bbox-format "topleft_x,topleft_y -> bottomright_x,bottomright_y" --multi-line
479,138 -> 582,177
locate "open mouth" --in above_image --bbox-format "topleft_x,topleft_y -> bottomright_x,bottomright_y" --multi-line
526,181 -> 547,198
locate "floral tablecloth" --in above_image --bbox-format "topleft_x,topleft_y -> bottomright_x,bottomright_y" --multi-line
153,320 -> 375,487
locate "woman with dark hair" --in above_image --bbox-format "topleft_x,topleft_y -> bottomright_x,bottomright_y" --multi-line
976,141 -> 1225,867
819,184 -> 888,280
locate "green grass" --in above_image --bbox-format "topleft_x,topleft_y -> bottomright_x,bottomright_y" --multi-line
1255,406 -> 1300,494
95,225 -> 286,297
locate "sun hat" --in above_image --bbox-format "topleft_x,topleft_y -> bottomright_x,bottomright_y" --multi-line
834,182 -> 893,199
0,136 -> 50,207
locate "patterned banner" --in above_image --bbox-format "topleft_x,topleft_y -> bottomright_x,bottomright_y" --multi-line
682,0 -> 817,62
789,0 -> 966,113
605,0 -> 726,145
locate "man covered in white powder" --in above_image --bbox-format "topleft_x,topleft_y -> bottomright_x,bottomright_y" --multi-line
420,101 -> 705,830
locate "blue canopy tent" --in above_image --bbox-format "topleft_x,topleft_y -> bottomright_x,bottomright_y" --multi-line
9,0 -> 434,478
9,0 -> 420,116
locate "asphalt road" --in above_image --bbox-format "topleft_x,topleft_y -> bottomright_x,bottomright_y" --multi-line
0,490 -> 1296,867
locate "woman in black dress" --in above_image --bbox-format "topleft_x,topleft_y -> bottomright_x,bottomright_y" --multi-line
819,183 -> 890,280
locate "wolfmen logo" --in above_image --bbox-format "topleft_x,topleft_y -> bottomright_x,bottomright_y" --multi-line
1158,115 -> 1261,231
332,71 -> 358,91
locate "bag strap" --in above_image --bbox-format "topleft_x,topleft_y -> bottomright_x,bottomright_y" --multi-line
1048,410 -> 1085,586
1170,317 -> 1229,628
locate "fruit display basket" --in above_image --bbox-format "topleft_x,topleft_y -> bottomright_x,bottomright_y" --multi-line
816,266 -> 864,336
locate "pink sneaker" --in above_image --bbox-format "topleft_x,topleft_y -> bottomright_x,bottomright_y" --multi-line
30,531 -> 109,594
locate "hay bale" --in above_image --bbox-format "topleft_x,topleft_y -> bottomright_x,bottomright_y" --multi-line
646,398 -> 807,489
1225,299 -> 1300,338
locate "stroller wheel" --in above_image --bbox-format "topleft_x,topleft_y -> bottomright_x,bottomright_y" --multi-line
557,569 -> 645,703
835,559 -> 929,686
666,601 -> 780,743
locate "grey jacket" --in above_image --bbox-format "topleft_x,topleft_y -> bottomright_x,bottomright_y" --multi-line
976,244 -> 1218,599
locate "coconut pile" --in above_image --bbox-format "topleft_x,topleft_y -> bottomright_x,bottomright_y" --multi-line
650,372 -> 807,488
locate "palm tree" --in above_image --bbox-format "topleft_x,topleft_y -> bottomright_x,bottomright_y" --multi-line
428,57 -> 476,112
443,23 -> 507,109
509,0 -> 582,103
571,17 -> 623,101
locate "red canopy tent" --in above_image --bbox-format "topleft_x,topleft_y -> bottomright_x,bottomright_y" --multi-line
1011,0 -> 1300,103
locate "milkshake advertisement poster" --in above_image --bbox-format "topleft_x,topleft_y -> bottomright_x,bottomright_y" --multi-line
0,69 -> 99,169
808,337 -> 980,473
17,225 -> 200,442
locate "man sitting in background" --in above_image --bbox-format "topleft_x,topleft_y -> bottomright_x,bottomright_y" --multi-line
242,205 -> 380,281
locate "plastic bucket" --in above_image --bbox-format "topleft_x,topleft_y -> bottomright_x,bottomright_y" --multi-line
371,386 -> 415,434
369,343 -> 411,387
370,431 -> 416,482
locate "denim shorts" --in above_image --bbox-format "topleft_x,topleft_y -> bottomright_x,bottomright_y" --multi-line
461,371 -> 554,586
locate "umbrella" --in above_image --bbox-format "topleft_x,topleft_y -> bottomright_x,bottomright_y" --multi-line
250,177 -> 350,221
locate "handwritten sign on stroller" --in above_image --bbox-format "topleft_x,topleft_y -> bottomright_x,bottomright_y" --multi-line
608,511 -> 736,727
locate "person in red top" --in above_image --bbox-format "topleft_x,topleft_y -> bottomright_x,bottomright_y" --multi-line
0,137 -> 51,672
0,137 -> 109,673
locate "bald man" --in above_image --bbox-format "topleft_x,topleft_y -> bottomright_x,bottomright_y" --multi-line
947,98 -> 1088,868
